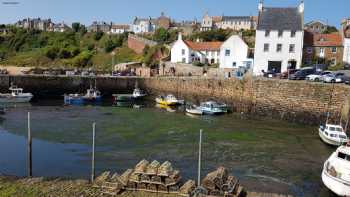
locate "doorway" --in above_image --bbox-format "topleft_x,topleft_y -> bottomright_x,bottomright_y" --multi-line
268,61 -> 282,73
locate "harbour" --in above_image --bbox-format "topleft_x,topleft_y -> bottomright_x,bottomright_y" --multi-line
0,98 -> 338,196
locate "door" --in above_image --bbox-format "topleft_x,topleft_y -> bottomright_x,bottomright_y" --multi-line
268,61 -> 282,73
288,60 -> 297,69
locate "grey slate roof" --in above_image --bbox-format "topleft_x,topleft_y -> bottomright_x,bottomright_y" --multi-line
222,16 -> 251,21
257,7 -> 303,31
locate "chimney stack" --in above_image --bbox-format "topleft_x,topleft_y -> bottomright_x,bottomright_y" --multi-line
298,0 -> 304,13
258,0 -> 263,12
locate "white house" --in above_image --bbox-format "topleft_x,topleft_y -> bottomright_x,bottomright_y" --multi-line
219,35 -> 253,70
253,1 -> 304,75
171,33 -> 222,64
132,17 -> 156,34
110,24 -> 130,34
342,19 -> 350,65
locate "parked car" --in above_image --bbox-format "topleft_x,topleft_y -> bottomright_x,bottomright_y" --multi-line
306,71 -> 332,82
280,69 -> 299,79
263,70 -> 279,78
289,67 -> 316,80
323,73 -> 345,83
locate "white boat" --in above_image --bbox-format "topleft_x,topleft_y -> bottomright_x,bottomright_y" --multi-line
322,143 -> 350,196
82,87 -> 101,102
132,88 -> 147,99
0,86 -> 33,103
199,101 -> 228,115
319,124 -> 348,146
185,105 -> 203,115
155,94 -> 182,106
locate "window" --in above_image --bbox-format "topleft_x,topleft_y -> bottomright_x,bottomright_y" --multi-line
225,49 -> 230,56
278,30 -> 283,37
182,58 -> 186,63
277,44 -> 282,52
265,30 -> 270,37
291,30 -> 296,37
307,47 -> 313,54
332,47 -> 337,53
289,44 -> 295,53
232,62 -> 237,67
264,44 -> 269,52
181,49 -> 185,55
331,58 -> 336,65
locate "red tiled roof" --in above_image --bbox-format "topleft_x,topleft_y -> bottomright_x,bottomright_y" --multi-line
184,41 -> 222,51
304,31 -> 343,47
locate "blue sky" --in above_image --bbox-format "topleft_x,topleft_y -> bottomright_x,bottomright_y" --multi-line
0,0 -> 349,27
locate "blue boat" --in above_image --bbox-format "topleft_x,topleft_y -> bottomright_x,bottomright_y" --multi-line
64,94 -> 84,105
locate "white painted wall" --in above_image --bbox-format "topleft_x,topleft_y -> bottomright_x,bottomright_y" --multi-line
253,30 -> 304,75
219,35 -> 251,69
171,38 -> 191,64
343,38 -> 350,65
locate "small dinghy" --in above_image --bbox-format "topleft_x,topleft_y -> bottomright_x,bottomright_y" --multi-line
132,88 -> 147,99
185,104 -> 203,115
82,87 -> 101,102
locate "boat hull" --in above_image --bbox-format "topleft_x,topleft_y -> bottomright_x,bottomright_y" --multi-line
0,95 -> 33,103
155,98 -> 178,106
186,108 -> 203,115
319,129 -> 348,146
322,169 -> 350,196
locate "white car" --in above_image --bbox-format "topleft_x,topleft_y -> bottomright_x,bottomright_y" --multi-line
306,71 -> 332,82
323,73 -> 345,83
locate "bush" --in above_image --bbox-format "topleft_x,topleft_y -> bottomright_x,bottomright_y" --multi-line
93,32 -> 104,41
45,47 -> 59,59
72,50 -> 93,67
104,39 -> 116,53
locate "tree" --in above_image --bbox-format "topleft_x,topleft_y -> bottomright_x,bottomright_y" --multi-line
153,27 -> 170,43
72,22 -> 81,32
93,31 -> 104,41
323,26 -> 338,34
104,39 -> 116,53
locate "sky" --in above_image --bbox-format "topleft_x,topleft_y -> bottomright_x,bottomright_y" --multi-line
0,0 -> 349,27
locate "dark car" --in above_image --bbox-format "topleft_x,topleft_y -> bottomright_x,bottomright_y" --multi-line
289,67 -> 316,80
342,75 -> 350,85
280,69 -> 299,79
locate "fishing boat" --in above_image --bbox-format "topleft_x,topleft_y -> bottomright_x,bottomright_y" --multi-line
185,104 -> 203,115
322,142 -> 350,196
0,86 -> 33,103
319,124 -> 348,146
199,101 -> 228,115
82,87 -> 101,102
155,94 -> 182,106
64,93 -> 84,105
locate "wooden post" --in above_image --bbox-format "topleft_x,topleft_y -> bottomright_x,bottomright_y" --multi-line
91,122 -> 96,183
197,129 -> 202,187
27,112 -> 32,177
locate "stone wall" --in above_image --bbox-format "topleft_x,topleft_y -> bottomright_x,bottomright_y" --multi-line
1,75 -> 349,124
127,34 -> 157,54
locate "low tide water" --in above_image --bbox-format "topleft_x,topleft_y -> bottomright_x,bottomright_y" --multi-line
0,99 -> 338,196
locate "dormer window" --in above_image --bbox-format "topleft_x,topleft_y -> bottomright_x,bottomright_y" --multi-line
291,30 -> 296,37
278,30 -> 283,37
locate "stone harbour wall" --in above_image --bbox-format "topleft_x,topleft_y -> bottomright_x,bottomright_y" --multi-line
0,75 -> 349,124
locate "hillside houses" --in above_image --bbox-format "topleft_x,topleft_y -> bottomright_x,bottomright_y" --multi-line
200,12 -> 257,31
